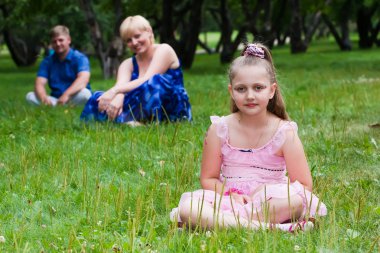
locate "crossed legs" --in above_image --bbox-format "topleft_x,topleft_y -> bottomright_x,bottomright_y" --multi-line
26,88 -> 91,106
178,192 -> 304,230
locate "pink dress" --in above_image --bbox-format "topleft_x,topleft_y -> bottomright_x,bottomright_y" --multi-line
171,116 -> 327,222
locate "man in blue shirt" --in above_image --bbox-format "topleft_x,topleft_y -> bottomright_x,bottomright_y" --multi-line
26,25 -> 91,106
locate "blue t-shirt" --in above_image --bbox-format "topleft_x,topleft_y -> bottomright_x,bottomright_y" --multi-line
37,48 -> 91,98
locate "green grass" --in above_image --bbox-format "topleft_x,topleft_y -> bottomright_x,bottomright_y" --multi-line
0,40 -> 379,252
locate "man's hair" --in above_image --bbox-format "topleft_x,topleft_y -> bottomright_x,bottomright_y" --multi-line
50,25 -> 70,38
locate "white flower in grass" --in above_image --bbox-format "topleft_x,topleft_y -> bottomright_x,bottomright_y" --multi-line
346,229 -> 360,239
0,235 -> 5,243
9,134 -> 15,139
205,231 -> 212,238
97,220 -> 102,226
159,182 -> 167,187
200,243 -> 206,252
159,160 -> 165,167
138,168 -> 146,177
294,245 -> 301,251
370,137 -> 378,149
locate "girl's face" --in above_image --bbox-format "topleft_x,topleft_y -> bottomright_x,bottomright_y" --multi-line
229,65 -> 276,116
125,28 -> 153,54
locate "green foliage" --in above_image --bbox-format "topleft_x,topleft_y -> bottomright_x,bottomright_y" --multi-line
0,39 -> 379,252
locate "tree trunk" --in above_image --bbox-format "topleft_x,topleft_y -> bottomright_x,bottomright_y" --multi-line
322,14 -> 351,51
356,5 -> 376,49
178,0 -> 204,68
79,0 -> 123,79
160,0 -> 178,47
0,5 -> 40,67
241,0 -> 266,40
289,0 -> 306,53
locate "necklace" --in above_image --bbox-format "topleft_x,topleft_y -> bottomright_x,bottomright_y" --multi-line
238,113 -> 269,149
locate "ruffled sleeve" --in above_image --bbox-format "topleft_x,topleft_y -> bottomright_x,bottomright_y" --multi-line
210,116 -> 228,143
270,121 -> 298,153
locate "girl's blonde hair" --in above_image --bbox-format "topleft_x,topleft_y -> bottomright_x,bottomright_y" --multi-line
228,42 -> 289,120
119,15 -> 154,43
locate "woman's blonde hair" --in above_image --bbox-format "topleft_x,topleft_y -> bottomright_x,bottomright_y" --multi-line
119,15 -> 154,43
228,42 -> 289,120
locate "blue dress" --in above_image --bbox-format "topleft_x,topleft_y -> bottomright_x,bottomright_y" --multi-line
80,56 -> 192,123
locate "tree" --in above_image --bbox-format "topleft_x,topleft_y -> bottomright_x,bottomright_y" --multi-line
159,0 -> 204,69
0,0 -> 91,67
356,1 -> 379,48
0,2 -> 40,66
207,0 -> 246,63
79,0 -> 125,79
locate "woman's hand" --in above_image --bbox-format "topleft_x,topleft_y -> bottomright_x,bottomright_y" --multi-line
106,94 -> 124,120
230,193 -> 251,205
97,88 -> 117,112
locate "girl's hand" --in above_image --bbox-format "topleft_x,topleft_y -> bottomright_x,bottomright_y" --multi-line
97,88 -> 117,112
230,193 -> 251,205
106,94 -> 124,120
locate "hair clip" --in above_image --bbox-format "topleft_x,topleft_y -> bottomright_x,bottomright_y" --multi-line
244,44 -> 265,59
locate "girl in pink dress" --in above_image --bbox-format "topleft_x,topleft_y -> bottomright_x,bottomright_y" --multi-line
170,43 -> 327,232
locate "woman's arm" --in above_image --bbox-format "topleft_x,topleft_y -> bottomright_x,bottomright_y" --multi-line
97,59 -> 133,112
200,124 -> 225,194
112,44 -> 178,94
282,129 -> 313,191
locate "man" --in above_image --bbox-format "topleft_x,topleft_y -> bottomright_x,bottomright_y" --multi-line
26,25 -> 91,106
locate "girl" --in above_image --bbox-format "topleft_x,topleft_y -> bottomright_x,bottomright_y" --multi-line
80,15 -> 192,124
170,43 -> 327,232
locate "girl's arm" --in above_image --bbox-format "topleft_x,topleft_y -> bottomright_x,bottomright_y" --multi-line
112,44 -> 178,94
200,124 -> 225,194
282,129 -> 313,191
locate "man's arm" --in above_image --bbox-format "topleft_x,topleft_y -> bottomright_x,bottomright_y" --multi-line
35,77 -> 52,105
57,71 -> 90,105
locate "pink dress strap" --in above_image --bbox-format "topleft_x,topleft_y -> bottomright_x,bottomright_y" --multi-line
210,116 -> 228,142
270,121 -> 298,153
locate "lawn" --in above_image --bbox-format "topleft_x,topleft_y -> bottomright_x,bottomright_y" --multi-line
0,40 -> 379,252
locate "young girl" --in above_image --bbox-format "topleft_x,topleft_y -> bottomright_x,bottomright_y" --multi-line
170,43 -> 327,232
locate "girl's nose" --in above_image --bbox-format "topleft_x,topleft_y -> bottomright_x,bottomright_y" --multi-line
247,89 -> 255,99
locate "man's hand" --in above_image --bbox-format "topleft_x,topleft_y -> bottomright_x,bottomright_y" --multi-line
57,93 -> 70,105
41,96 -> 53,106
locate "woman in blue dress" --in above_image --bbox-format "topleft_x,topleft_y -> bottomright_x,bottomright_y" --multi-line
80,15 -> 192,124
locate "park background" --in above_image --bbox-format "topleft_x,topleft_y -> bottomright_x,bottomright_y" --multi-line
0,0 -> 379,252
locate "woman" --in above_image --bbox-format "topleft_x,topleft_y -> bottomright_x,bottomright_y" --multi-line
80,15 -> 192,123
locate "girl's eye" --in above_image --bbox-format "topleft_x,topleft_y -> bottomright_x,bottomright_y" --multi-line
235,87 -> 246,92
254,85 -> 265,91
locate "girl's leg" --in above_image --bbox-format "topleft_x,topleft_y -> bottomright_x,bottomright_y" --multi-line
255,195 -> 304,224
178,197 -> 249,229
